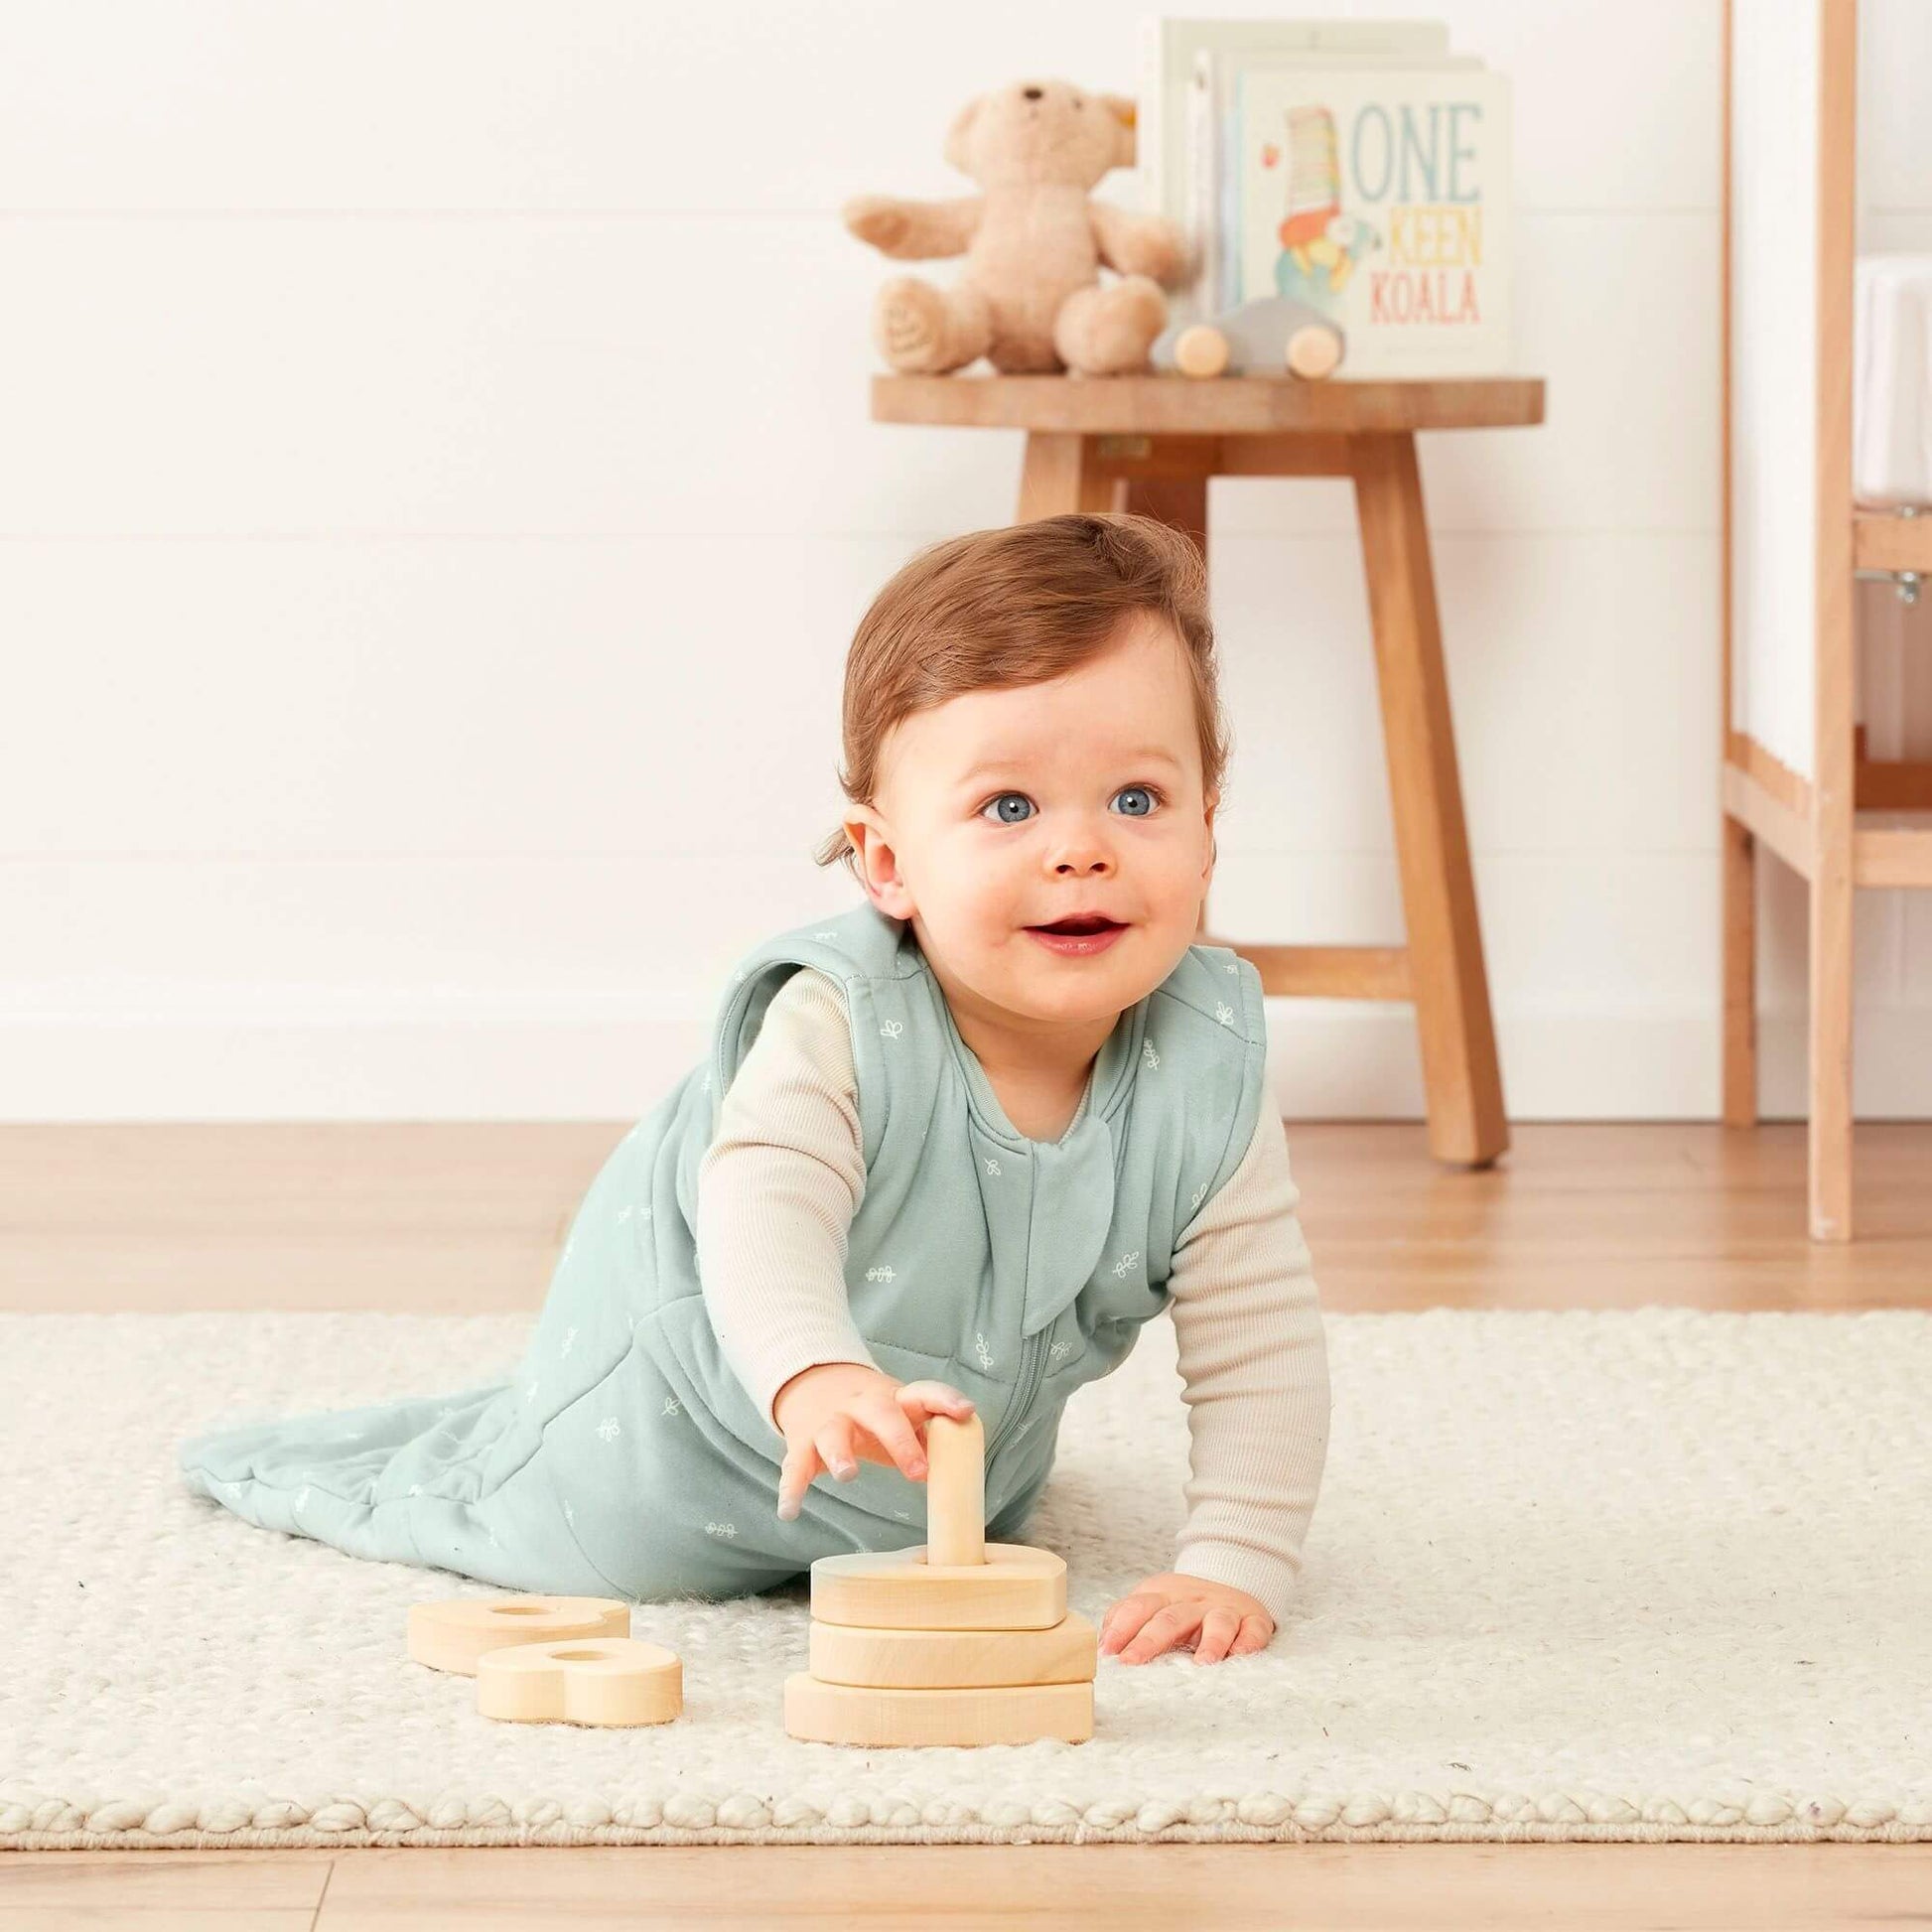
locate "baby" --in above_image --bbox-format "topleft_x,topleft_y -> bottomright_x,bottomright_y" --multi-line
179,511 -> 1331,1669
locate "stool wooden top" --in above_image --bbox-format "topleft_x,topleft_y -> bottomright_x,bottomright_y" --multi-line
871,373 -> 1545,437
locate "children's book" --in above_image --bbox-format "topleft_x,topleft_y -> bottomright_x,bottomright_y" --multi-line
1185,46 -> 1486,327
1139,16 -> 1513,375
1229,64 -> 1511,375
1136,17 -> 1451,234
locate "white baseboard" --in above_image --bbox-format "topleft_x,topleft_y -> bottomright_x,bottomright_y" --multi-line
4,995 -> 1929,1121
1264,1002 -> 1932,1121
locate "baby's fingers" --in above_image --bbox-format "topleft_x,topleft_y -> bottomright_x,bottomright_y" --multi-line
1116,1600 -> 1203,1665
1230,1615 -> 1274,1658
1099,1591 -> 1164,1657
1120,1607 -> 1205,1669
857,1394 -> 930,1482
815,1414 -> 861,1481
1192,1605 -> 1245,1664
776,1440 -> 824,1522
895,1380 -> 977,1430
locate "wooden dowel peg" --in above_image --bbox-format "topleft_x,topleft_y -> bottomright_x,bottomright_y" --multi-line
924,1411 -> 985,1567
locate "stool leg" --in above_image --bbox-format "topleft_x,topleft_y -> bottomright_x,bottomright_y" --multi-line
1351,433 -> 1508,1167
1018,433 -> 1125,519
1122,475 -> 1208,564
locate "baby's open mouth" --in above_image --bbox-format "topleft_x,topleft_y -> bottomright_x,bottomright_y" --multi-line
1028,916 -> 1125,934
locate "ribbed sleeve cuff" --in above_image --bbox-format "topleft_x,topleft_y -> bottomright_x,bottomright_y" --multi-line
1171,1539 -> 1302,1630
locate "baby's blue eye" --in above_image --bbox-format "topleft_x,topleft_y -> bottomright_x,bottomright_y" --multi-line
978,786 -> 1164,824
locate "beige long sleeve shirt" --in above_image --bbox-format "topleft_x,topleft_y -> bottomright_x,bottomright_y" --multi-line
694,966 -> 1332,1623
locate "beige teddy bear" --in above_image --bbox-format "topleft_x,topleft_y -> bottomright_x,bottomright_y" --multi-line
842,78 -> 1190,377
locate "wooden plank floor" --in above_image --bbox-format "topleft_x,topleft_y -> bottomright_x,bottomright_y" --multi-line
6,1119 -> 1931,1315
4,1841 -> 1931,1931
2,1119 -> 1929,1928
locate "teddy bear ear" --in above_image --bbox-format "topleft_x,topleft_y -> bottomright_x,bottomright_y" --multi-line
944,95 -> 982,174
1098,93 -> 1139,168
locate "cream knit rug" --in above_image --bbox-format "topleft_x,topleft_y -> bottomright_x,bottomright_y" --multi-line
3,1307 -> 1929,1850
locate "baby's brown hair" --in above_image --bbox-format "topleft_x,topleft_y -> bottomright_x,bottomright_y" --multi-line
814,511 -> 1231,879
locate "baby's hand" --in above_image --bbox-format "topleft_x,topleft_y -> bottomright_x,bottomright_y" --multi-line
1099,1572 -> 1275,1665
770,1362 -> 976,1522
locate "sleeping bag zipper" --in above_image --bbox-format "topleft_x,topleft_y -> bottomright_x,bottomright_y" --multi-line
982,1322 -> 1049,1467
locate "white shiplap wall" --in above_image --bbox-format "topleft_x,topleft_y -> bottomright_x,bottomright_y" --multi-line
4,0 -> 1929,1121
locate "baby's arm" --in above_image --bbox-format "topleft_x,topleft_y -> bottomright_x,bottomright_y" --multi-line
695,968 -> 879,1434
1159,1087 -> 1333,1630
697,970 -> 977,1520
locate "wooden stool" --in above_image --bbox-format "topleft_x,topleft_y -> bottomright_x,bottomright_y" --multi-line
869,373 -> 1546,1169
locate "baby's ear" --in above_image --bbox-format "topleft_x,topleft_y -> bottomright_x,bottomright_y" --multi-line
843,806 -> 911,916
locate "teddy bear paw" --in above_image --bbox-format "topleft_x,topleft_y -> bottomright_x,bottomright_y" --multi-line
874,277 -> 959,373
843,195 -> 910,253
1053,275 -> 1170,377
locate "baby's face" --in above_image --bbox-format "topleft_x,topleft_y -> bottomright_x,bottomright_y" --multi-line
844,612 -> 1217,1030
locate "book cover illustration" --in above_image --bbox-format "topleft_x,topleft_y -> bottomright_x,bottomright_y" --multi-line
1136,17 -> 1451,228
1236,67 -> 1511,376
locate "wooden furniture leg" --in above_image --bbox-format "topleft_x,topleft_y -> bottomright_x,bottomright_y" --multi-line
1721,817 -> 1757,1126
1122,473 -> 1208,563
1807,0 -> 1859,1242
1351,432 -> 1509,1168
1809,859 -> 1854,1240
1018,433 -> 1124,519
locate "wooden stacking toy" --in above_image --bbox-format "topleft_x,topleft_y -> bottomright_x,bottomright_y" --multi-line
408,1593 -> 685,1727
477,1636 -> 682,1727
407,1594 -> 631,1675
783,1412 -> 1097,1747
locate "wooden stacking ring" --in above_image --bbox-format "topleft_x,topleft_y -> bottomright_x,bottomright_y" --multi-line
406,1594 -> 630,1675
809,1543 -> 1066,1630
477,1636 -> 682,1726
783,1674 -> 1093,1747
809,1608 -> 1096,1689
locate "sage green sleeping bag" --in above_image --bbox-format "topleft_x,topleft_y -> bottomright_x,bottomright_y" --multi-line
178,899 -> 1268,1601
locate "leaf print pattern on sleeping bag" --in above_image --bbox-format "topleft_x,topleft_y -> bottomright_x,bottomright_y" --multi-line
174,897 -> 1268,1604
